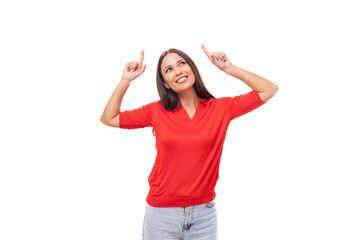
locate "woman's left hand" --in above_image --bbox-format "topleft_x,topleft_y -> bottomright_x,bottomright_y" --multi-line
201,44 -> 232,71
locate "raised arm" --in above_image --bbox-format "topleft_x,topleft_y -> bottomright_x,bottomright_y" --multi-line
100,50 -> 146,127
201,44 -> 278,102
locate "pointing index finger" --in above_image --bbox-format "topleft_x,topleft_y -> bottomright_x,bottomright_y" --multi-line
201,44 -> 213,61
139,49 -> 144,67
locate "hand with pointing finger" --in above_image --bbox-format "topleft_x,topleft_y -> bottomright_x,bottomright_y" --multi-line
121,50 -> 147,83
201,44 -> 232,72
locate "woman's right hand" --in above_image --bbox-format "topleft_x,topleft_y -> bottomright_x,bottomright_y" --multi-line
121,50 -> 147,83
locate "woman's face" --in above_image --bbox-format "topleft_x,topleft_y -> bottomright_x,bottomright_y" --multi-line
160,53 -> 196,94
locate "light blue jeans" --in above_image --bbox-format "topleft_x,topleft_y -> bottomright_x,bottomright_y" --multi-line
142,198 -> 218,240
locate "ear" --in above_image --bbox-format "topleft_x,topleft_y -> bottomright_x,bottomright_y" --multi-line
164,83 -> 170,89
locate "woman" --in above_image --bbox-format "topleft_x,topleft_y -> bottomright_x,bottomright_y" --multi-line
100,45 -> 278,239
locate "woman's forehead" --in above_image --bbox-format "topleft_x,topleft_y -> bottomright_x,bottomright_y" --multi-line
162,53 -> 183,66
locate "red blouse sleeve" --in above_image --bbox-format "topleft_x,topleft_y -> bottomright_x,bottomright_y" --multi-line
224,90 -> 266,120
119,102 -> 156,129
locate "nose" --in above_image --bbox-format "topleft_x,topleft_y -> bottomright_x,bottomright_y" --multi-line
174,66 -> 182,76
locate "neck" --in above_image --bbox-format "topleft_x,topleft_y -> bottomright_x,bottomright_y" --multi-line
178,88 -> 201,109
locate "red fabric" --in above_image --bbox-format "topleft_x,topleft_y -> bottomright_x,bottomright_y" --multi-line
119,90 -> 265,207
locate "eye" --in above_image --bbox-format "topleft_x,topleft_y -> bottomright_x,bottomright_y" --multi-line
165,67 -> 172,73
179,61 -> 186,66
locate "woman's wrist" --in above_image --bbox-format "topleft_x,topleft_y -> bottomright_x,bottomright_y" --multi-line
222,64 -> 236,75
120,78 -> 132,86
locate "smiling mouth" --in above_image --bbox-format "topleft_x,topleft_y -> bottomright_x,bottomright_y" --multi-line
176,76 -> 188,83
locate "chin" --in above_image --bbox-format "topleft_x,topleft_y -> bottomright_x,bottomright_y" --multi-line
175,85 -> 195,94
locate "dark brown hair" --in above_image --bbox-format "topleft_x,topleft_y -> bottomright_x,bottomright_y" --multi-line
156,48 -> 215,111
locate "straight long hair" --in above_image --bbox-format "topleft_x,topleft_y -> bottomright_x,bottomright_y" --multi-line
156,48 -> 215,111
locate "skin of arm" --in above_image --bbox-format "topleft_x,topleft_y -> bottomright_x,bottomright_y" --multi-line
100,80 -> 131,127
201,44 -> 278,102
100,50 -> 146,127
222,64 -> 278,102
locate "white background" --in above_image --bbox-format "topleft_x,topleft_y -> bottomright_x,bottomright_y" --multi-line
1,0 -> 359,239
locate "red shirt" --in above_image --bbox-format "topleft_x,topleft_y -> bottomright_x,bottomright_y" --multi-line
119,90 -> 265,207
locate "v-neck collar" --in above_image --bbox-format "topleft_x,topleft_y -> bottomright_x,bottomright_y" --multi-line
180,98 -> 209,120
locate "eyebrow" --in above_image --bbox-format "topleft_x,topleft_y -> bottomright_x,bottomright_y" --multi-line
163,59 -> 185,72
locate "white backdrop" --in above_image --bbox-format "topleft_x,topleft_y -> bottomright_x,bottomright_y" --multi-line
1,0 -> 359,239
